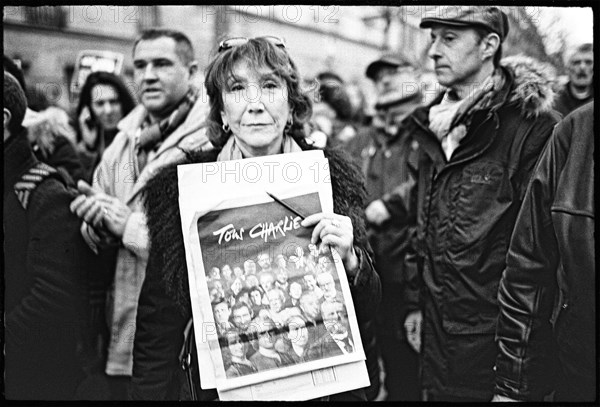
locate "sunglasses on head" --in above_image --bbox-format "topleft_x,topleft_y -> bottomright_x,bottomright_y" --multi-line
218,36 -> 286,53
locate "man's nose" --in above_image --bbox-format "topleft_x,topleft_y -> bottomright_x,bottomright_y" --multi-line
103,102 -> 114,115
142,64 -> 158,82
428,39 -> 441,60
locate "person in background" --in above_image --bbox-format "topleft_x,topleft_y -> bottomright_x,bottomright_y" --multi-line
4,71 -> 93,400
493,102 -> 595,402
70,28 -> 211,400
75,71 -> 136,182
308,71 -> 358,148
380,6 -> 560,401
4,54 -> 86,184
553,43 -> 593,117
346,54 -> 424,401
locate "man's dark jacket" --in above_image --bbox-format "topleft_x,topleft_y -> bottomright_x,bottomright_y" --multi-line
3,133 -> 92,399
130,144 -> 381,400
552,81 -> 594,118
495,102 -> 595,401
384,56 -> 560,399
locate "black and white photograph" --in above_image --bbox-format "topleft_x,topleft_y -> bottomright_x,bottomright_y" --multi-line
3,3 -> 595,402
196,191 -> 361,382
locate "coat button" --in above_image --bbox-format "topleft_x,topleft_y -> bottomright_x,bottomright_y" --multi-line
562,303 -> 568,309
384,150 -> 391,158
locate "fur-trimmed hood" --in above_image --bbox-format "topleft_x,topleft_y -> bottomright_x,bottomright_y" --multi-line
142,146 -> 369,314
501,54 -> 557,118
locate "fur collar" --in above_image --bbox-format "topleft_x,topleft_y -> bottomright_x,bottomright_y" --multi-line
143,146 -> 367,314
501,54 -> 556,118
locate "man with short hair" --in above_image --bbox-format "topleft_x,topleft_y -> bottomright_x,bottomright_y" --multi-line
230,301 -> 255,333
248,316 -> 293,370
70,28 -> 211,398
4,72 -> 94,399
266,288 -> 301,328
347,53 -> 424,401
381,6 -> 559,401
213,299 -> 233,335
257,252 -> 273,272
243,259 -> 257,275
553,43 -> 593,117
316,272 -> 343,303
307,301 -> 355,360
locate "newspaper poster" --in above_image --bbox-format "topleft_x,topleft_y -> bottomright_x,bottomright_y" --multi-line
177,151 -> 370,399
70,49 -> 124,94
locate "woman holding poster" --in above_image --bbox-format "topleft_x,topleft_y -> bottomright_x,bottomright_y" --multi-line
131,37 -> 380,401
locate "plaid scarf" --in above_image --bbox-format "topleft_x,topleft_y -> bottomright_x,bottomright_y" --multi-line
137,87 -> 198,170
429,69 -> 505,160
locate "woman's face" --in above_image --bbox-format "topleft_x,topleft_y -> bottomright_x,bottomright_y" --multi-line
90,84 -> 123,130
231,278 -> 243,294
227,335 -> 246,359
220,61 -> 291,157
250,290 -> 263,305
287,318 -> 309,347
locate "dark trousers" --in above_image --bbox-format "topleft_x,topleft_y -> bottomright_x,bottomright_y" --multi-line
376,282 -> 420,401
106,374 -> 131,400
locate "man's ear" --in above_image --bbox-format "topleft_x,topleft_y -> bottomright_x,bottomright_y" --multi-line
4,108 -> 12,130
188,60 -> 199,78
481,33 -> 500,62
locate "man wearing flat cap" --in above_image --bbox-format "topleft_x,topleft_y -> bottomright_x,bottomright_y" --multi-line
376,6 -> 560,401
348,53 -> 423,400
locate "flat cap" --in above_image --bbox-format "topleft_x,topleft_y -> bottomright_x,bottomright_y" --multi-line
366,54 -> 412,81
420,6 -> 509,42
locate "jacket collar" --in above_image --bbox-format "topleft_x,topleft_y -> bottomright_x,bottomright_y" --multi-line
3,131 -> 37,196
407,68 -> 515,172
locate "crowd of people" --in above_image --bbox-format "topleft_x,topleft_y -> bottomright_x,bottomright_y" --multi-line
3,5 -> 595,402
205,248 -> 356,378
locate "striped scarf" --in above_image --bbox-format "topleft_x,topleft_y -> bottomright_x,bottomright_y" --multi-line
137,87 -> 199,170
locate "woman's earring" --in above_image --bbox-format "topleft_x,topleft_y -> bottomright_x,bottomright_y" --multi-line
222,123 -> 230,133
284,115 -> 294,135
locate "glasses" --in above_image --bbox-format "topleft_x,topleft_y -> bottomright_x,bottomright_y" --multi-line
218,36 -> 286,53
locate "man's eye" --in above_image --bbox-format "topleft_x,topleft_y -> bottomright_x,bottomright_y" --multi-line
230,83 -> 244,92
133,62 -> 145,70
444,36 -> 455,43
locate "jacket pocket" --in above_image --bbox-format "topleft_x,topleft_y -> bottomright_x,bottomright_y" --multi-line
445,162 -> 513,281
452,161 -> 511,247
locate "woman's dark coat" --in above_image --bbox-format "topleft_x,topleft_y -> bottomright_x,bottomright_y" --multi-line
130,145 -> 381,400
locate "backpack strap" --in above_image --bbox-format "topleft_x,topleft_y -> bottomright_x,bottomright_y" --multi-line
180,318 -> 197,401
13,162 -> 68,210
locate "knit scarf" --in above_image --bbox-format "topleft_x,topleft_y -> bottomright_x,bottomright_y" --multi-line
216,134 -> 303,161
136,87 -> 199,169
428,69 -> 505,160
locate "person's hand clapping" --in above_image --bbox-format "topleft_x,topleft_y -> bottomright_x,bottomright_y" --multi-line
70,180 -> 132,238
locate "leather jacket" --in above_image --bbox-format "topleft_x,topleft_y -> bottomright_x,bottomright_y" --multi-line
495,102 -> 595,401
